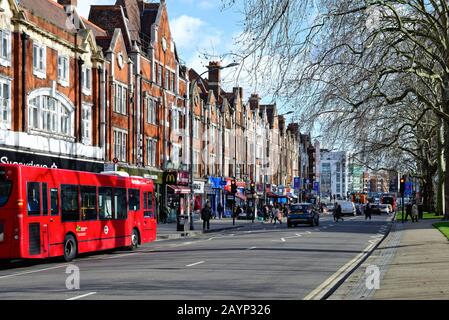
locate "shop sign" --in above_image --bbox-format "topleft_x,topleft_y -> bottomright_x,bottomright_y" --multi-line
163,172 -> 177,185
193,181 -> 205,194
177,171 -> 190,185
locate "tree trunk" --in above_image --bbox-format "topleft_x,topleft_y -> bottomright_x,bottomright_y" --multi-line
444,119 -> 449,220
437,119 -> 444,215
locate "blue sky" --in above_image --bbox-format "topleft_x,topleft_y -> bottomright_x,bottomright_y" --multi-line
78,1 -> 293,117
78,0 -> 242,76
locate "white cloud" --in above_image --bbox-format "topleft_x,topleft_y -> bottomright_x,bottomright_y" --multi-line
171,15 -> 222,55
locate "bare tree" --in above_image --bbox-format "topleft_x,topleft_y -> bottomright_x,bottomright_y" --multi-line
224,0 -> 449,216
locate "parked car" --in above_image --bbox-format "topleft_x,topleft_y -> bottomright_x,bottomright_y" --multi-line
379,204 -> 390,215
338,201 -> 356,216
287,203 -> 320,227
325,202 -> 335,213
387,204 -> 393,214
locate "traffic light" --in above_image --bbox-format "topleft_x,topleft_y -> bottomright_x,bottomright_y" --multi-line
400,176 -> 405,194
231,180 -> 237,194
250,182 -> 255,194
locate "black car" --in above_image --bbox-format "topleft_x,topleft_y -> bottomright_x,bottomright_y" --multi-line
287,203 -> 320,227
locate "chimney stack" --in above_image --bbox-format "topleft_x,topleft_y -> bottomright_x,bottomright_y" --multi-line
249,93 -> 260,111
208,61 -> 221,99
57,0 -> 78,6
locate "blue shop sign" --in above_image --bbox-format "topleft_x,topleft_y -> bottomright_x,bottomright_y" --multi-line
209,177 -> 224,189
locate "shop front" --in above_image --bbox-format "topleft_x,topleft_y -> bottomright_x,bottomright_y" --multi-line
192,180 -> 205,215
163,171 -> 191,223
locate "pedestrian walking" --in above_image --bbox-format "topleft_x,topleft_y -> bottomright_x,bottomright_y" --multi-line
270,205 -> 276,223
405,202 -> 413,222
334,202 -> 344,222
365,202 -> 372,220
411,200 -> 419,223
273,205 -> 283,224
217,202 -> 224,220
233,205 -> 241,226
201,201 -> 212,231
263,205 -> 269,222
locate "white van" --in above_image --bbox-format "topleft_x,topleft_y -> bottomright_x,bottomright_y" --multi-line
337,201 -> 356,216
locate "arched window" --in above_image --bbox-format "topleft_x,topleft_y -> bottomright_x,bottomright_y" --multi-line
28,89 -> 74,137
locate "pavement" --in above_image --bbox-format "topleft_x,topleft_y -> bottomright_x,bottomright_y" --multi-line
330,216 -> 449,300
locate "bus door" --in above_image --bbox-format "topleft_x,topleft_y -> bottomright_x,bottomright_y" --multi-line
143,190 -> 156,242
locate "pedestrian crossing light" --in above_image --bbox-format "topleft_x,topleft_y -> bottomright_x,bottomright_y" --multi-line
400,176 -> 405,194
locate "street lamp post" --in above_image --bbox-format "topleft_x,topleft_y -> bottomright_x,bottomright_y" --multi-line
189,62 -> 239,230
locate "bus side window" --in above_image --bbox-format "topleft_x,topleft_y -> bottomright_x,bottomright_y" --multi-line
128,189 -> 140,211
61,185 -> 80,222
50,188 -> 58,216
81,186 -> 97,221
113,188 -> 127,220
99,187 -> 112,220
27,182 -> 41,216
144,192 -> 153,218
42,183 -> 48,216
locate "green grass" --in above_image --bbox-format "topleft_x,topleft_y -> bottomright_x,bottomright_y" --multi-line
395,211 -> 444,221
433,222 -> 449,240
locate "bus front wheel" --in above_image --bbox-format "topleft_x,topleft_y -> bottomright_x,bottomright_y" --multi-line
63,234 -> 77,262
129,229 -> 139,250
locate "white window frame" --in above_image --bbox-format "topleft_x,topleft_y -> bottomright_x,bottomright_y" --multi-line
57,55 -> 70,87
27,91 -> 75,138
0,30 -> 11,67
113,82 -> 128,115
146,138 -> 157,167
172,144 -> 180,166
33,42 -> 46,79
146,97 -> 157,125
81,104 -> 92,145
113,129 -> 128,162
0,77 -> 11,129
82,66 -> 92,96
157,63 -> 162,86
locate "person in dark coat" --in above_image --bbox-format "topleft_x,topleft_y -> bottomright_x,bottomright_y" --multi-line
405,202 -> 413,222
201,202 -> 212,230
365,202 -> 372,220
217,202 -> 224,220
334,202 -> 344,222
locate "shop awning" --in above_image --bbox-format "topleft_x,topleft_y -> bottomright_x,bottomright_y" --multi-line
168,185 -> 191,194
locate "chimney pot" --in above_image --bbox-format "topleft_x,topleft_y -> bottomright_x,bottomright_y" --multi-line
57,0 -> 78,6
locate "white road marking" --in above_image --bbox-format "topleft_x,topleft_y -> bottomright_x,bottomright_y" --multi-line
281,238 -> 286,242
306,231 -> 312,234
186,261 -> 205,267
304,240 -> 378,300
247,247 -> 257,250
0,265 -> 67,280
67,292 -> 97,300
314,228 -> 320,231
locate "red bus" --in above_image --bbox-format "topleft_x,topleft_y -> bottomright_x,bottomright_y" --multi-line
381,193 -> 396,211
0,164 -> 156,262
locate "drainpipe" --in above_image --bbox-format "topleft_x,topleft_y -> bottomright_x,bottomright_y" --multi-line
21,32 -> 29,131
77,57 -> 84,143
